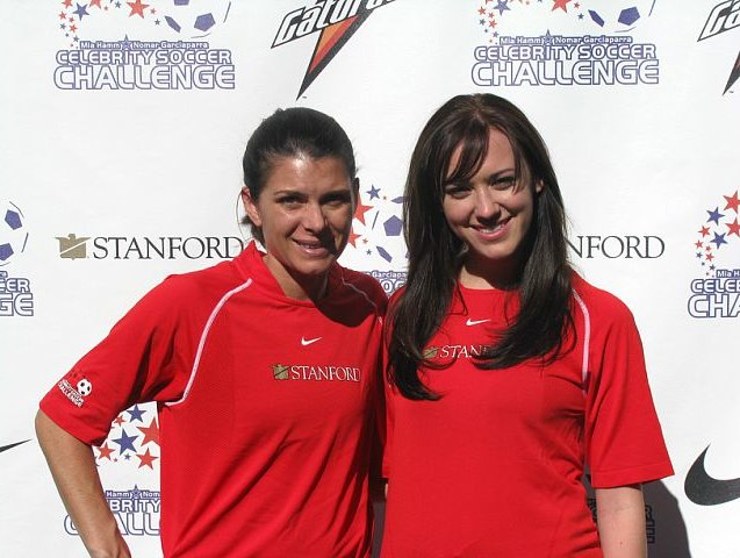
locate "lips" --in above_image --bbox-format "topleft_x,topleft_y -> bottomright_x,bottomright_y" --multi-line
294,238 -> 332,256
472,217 -> 511,239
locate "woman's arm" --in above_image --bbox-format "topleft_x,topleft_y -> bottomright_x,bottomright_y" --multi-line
35,410 -> 131,558
595,484 -> 646,558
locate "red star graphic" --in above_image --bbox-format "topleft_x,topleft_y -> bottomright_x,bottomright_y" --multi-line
113,414 -> 125,426
488,19 -> 497,28
347,230 -> 361,248
150,7 -> 156,15
127,0 -> 149,18
705,245 -> 712,252
97,442 -> 115,461
89,0 -> 102,8
694,240 -> 703,249
137,448 -> 158,469
552,0 -> 571,12
706,253 -> 714,262
353,199 -> 373,226
62,0 -> 73,7
70,24 -> 77,32
138,418 -> 160,446
724,190 -> 740,213
727,218 -> 740,237
478,7 -> 486,14
699,226 -> 710,237
58,11 -> 67,20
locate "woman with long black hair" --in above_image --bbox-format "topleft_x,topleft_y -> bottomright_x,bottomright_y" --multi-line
382,93 -> 672,557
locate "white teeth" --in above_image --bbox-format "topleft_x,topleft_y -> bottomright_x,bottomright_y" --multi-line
475,218 -> 509,233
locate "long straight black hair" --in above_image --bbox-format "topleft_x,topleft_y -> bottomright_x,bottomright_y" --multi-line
387,94 -> 574,400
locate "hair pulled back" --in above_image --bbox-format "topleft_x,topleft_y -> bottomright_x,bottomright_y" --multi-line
241,107 -> 356,243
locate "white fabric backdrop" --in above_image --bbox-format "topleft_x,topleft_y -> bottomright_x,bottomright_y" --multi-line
1,1 -> 738,556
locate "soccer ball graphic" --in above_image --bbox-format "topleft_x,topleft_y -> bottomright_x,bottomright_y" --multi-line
584,0 -> 656,33
77,379 -> 93,397
0,201 -> 28,267
164,0 -> 232,38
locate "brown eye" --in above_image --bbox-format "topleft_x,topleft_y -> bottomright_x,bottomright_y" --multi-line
490,176 -> 517,191
444,184 -> 471,199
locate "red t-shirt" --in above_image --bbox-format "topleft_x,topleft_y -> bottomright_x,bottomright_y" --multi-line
382,274 -> 673,557
41,242 -> 387,557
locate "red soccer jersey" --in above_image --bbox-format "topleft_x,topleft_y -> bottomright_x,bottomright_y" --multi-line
382,274 -> 672,557
41,242 -> 387,557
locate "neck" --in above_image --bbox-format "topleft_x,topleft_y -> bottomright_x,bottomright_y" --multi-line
263,254 -> 329,301
459,259 -> 521,291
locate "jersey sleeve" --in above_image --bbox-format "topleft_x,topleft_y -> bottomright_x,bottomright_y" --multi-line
584,299 -> 673,488
39,275 -> 204,446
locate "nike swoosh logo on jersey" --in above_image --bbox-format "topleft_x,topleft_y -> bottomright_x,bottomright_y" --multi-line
301,336 -> 322,346
465,318 -> 491,326
685,445 -> 740,505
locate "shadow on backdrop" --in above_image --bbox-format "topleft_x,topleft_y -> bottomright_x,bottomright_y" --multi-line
644,479 -> 691,558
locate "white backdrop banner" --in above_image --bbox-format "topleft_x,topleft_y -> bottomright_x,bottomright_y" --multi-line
1,1 -> 738,556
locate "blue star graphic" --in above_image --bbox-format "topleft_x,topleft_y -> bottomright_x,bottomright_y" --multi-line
367,185 -> 381,200
127,404 -> 146,422
495,1 -> 510,16
711,232 -> 728,249
121,35 -> 132,50
706,207 -> 724,225
696,252 -> 702,258
74,3 -> 89,20
112,428 -> 138,454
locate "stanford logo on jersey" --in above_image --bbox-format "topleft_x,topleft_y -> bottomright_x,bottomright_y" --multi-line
271,363 -> 361,382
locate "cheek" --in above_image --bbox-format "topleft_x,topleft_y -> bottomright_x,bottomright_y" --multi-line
329,207 -> 354,230
442,202 -> 466,228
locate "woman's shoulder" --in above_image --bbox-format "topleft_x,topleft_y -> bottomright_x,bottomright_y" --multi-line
333,266 -> 389,313
570,272 -> 636,327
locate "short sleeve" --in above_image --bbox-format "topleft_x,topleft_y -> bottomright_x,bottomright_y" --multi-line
584,302 -> 673,488
39,276 -> 203,446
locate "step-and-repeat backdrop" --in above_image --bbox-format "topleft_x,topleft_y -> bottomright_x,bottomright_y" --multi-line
1,1 -> 738,556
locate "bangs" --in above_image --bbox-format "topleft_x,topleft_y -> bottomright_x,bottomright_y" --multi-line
439,120 -> 526,194
440,118 -> 490,188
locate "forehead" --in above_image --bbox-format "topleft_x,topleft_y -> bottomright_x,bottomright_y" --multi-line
264,155 -> 352,191
446,127 -> 516,177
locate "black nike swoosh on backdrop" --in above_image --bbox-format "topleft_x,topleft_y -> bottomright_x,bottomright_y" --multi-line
685,445 -> 740,505
0,440 -> 30,454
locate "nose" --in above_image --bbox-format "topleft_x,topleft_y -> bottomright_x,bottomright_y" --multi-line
473,188 -> 500,220
303,202 -> 328,232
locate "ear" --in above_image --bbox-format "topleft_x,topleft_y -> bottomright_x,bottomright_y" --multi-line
242,187 -> 263,227
534,180 -> 544,194
351,177 -> 360,207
